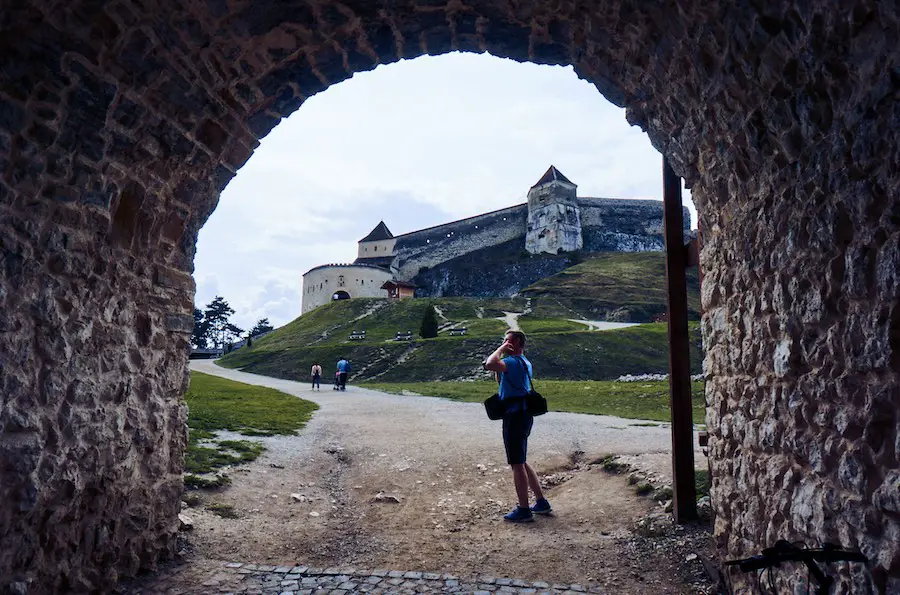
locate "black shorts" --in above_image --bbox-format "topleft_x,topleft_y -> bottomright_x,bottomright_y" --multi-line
502,411 -> 534,465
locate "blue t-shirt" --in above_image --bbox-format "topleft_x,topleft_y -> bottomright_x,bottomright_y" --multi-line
337,359 -> 350,373
499,355 -> 532,413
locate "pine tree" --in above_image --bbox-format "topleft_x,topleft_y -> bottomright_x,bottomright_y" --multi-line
191,307 -> 211,348
249,318 -> 274,337
204,296 -> 237,349
419,304 -> 439,339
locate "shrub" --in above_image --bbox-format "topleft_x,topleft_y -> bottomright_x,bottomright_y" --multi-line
634,482 -> 654,496
419,304 -> 439,339
206,502 -> 239,518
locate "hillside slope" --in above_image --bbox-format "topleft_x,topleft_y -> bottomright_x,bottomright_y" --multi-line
521,252 -> 701,321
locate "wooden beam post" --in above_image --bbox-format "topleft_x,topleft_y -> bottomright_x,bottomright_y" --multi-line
662,157 -> 698,523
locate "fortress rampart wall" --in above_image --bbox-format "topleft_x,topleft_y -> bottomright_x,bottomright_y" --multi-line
393,204 -> 528,281
578,198 -> 690,252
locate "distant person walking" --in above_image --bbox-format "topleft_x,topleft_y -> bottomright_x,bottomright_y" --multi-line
310,363 -> 322,391
484,330 -> 551,523
336,357 -> 351,391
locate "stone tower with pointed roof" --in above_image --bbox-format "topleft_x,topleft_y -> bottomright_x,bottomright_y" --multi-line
356,220 -> 397,267
525,165 -> 583,254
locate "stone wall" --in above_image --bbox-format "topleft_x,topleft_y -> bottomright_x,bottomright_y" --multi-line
411,238 -> 575,298
393,204 -> 528,281
579,198 -> 689,252
0,0 -> 897,592
301,264 -> 393,314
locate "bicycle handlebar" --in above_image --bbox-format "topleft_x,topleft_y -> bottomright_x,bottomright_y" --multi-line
725,540 -> 868,573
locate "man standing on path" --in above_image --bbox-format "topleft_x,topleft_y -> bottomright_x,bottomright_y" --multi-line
484,330 -> 552,523
310,362 -> 322,391
336,357 -> 350,391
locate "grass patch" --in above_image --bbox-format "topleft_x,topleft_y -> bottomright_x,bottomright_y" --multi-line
186,371 -> 318,435
517,317 -> 586,334
206,503 -> 239,519
695,468 -> 711,499
184,474 -> 231,489
184,372 -> 318,485
361,379 -> 705,423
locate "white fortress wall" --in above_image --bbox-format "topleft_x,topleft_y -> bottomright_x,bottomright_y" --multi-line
392,204 -> 529,281
302,264 -> 393,314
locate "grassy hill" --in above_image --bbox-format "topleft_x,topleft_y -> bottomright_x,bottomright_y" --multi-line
521,252 -> 701,321
218,252 -> 703,382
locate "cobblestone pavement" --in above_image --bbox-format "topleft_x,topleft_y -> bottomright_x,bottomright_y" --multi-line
138,561 -> 607,594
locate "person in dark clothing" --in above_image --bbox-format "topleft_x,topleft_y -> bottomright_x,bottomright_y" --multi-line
336,357 -> 350,391
484,330 -> 551,522
311,363 -> 322,390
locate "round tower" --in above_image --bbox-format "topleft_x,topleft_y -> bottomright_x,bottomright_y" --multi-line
525,166 -> 583,254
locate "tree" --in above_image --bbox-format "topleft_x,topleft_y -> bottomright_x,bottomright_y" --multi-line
224,322 -> 244,346
204,296 -> 241,349
191,307 -> 211,349
419,304 -> 439,339
249,318 -> 274,337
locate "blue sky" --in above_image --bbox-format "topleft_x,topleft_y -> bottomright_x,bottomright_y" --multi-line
194,52 -> 697,330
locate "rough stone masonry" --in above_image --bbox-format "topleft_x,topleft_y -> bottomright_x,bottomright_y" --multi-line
0,0 -> 897,593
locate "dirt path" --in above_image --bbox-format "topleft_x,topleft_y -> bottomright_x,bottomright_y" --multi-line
567,319 -> 640,331
173,361 -> 712,593
497,311 -> 523,330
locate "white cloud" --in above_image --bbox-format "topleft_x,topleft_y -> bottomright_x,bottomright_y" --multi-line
194,52 -> 698,329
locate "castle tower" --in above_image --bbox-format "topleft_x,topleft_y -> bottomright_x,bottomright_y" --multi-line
525,166 -> 583,254
355,221 -> 397,265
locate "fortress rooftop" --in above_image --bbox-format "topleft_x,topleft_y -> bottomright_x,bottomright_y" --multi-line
532,165 -> 575,188
359,221 -> 393,242
302,262 -> 392,276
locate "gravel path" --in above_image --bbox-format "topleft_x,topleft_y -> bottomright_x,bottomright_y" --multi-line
172,361 -> 711,593
190,360 -> 684,465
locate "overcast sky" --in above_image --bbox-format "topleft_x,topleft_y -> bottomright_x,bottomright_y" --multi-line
194,52 -> 697,330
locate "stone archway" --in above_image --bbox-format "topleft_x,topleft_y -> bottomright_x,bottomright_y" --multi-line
332,290 -> 351,301
1,1 -> 897,592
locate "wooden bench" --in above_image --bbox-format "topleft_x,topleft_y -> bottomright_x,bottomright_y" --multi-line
394,331 -> 413,341
349,330 -> 367,341
447,327 -> 468,336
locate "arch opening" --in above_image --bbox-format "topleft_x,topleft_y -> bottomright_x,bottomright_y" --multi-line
0,1 -> 897,593
332,290 -> 351,301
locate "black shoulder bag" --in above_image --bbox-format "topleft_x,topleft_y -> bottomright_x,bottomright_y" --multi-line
518,356 -> 548,416
483,357 -> 547,420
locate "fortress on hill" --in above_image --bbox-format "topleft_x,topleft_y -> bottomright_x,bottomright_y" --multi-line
302,166 -> 690,314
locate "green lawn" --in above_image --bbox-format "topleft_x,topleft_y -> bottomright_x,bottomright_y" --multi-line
184,371 -> 318,484
360,379 -> 706,423
186,371 -> 318,435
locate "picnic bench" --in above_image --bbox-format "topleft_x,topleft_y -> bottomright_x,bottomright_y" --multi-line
447,327 -> 468,336
349,330 -> 367,341
394,330 -> 413,341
